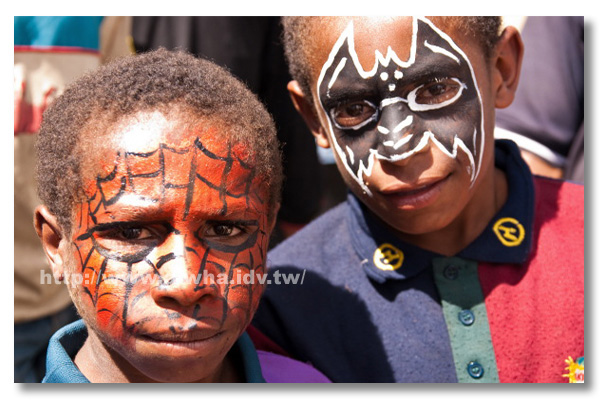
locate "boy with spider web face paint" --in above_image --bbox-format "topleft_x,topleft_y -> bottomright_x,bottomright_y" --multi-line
253,17 -> 584,383
34,49 -> 330,383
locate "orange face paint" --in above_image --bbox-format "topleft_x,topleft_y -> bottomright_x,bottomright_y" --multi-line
69,111 -> 270,382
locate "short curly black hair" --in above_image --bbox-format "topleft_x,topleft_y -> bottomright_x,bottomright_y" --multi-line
282,16 -> 503,109
37,48 -> 282,234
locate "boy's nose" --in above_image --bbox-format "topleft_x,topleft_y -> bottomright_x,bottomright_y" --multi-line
375,106 -> 425,162
150,236 -> 216,307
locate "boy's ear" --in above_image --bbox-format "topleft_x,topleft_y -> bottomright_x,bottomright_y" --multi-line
492,25 -> 524,109
34,205 -> 68,281
287,80 -> 331,148
269,202 -> 281,235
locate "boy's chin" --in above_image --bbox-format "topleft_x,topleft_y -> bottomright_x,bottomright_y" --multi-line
113,339 -> 233,383
356,188 -> 461,237
130,358 -> 227,383
87,319 -> 237,383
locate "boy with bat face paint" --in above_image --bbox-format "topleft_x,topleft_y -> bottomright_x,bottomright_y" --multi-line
253,17 -> 584,383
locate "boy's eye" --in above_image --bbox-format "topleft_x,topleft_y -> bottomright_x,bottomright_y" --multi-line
93,225 -> 158,245
117,227 -> 152,240
199,220 -> 259,251
88,224 -> 163,261
330,99 -> 378,129
94,225 -> 156,242
205,223 -> 243,238
408,78 -> 465,111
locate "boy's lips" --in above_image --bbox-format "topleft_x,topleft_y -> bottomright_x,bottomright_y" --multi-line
140,329 -> 223,343
377,175 -> 449,209
136,329 -> 226,355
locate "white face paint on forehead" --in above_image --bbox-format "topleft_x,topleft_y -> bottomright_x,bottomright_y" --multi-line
316,17 -> 485,197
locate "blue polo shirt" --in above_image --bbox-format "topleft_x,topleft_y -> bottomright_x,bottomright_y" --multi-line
42,320 -> 266,383
253,140 -> 584,382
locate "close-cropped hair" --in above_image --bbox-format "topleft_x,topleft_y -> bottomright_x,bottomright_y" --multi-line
281,16 -> 503,109
37,48 -> 282,234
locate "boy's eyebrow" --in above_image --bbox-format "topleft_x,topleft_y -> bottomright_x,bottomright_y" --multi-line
94,195 -> 162,221
400,59 -> 463,83
204,218 -> 259,226
322,84 -> 378,104
210,202 -> 263,219
76,221 -> 179,241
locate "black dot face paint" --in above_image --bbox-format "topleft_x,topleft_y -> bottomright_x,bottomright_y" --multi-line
317,17 -> 485,196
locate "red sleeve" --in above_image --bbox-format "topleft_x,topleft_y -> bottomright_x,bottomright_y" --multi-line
479,178 -> 584,382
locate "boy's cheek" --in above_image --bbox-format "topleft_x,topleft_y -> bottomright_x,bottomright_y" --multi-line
68,250 -> 132,337
66,237 -> 101,296
94,285 -> 129,337
69,239 -> 267,330
208,246 -> 267,314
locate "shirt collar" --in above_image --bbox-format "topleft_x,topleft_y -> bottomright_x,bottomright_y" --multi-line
236,331 -> 267,382
43,319 -> 266,383
43,319 -> 90,383
347,139 -> 535,283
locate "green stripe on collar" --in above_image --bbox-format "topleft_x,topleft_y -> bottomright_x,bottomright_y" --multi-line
432,257 -> 499,383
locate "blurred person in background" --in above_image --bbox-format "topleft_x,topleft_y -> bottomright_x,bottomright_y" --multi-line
495,16 -> 584,183
14,16 -> 132,382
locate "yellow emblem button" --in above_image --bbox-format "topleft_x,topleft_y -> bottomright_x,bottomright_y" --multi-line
493,217 -> 525,247
373,243 -> 404,271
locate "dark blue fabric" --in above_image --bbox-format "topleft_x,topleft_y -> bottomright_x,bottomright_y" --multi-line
14,305 -> 79,383
460,140 -> 534,263
42,320 -> 266,383
14,17 -> 103,49
253,140 -> 535,383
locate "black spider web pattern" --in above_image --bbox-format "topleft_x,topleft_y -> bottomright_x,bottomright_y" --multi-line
73,137 -> 268,333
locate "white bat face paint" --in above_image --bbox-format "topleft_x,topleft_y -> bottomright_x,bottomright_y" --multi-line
317,17 -> 485,196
